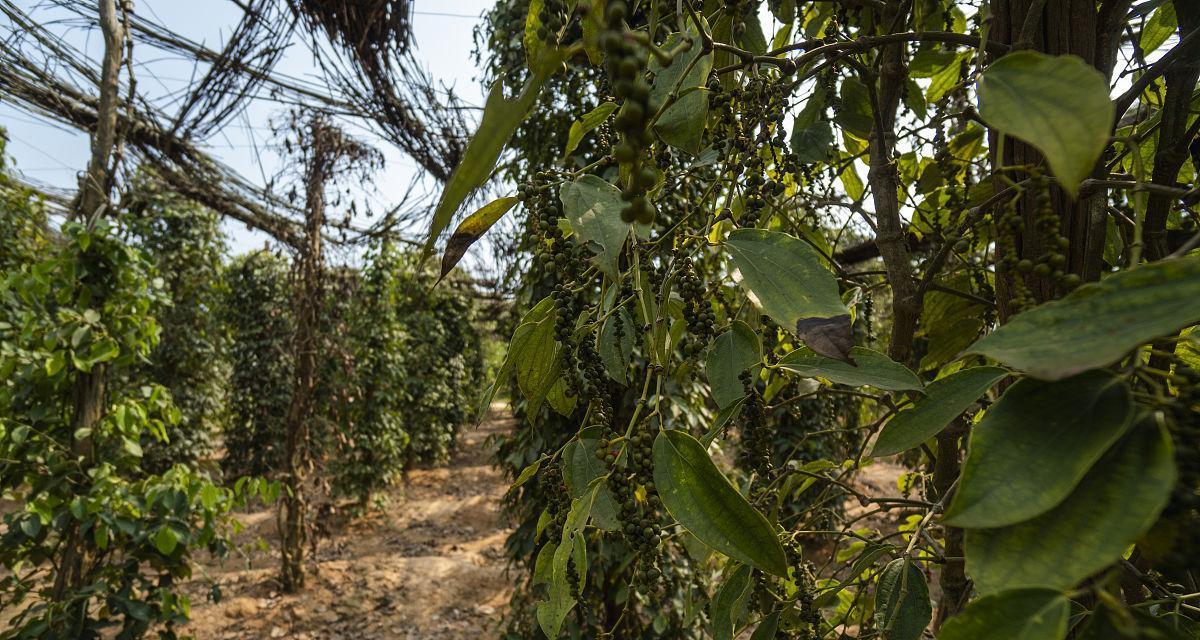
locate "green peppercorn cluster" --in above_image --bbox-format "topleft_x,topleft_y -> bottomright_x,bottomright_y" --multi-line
677,256 -> 715,359
535,0 -> 567,43
737,369 -> 772,486
539,459 -> 571,543
602,0 -> 656,224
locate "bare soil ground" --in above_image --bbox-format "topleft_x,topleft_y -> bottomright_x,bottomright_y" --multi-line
180,405 -> 516,640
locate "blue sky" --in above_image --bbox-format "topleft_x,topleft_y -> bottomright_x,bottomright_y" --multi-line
1,1 -> 495,261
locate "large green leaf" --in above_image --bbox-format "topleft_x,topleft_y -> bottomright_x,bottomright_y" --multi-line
560,175 -> 633,279
563,102 -> 618,159
706,321 -> 762,408
874,558 -> 932,640
871,367 -> 1009,456
965,419 -> 1176,595
967,258 -> 1200,380
439,196 -> 519,279
651,24 -> 714,153
1140,3 -> 1177,55
424,75 -> 547,260
976,51 -> 1114,196
725,228 -> 852,361
778,346 -> 922,392
937,589 -> 1070,640
943,371 -> 1133,528
653,430 -> 789,577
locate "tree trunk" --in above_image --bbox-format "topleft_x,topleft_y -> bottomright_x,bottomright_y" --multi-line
53,0 -> 125,605
279,119 -> 329,593
867,0 -> 921,366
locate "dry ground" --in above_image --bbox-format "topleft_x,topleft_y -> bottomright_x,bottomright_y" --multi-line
179,405 -> 516,640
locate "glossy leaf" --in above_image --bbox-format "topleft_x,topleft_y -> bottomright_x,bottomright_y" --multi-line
967,258 -> 1200,380
440,196 -> 519,279
560,175 -> 633,279
778,346 -> 923,392
872,367 -> 1008,456
653,430 -> 789,577
706,321 -> 762,408
966,419 -> 1176,594
938,589 -> 1070,640
874,558 -> 932,640
976,51 -> 1114,196
725,229 -> 852,361
424,74 -> 547,261
563,102 -> 618,159
943,371 -> 1133,528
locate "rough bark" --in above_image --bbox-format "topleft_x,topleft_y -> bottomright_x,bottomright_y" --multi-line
52,0 -> 125,604
932,418 -> 969,628
867,0 -> 921,365
279,119 -> 330,593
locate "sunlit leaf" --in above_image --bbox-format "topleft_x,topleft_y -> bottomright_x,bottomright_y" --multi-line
778,347 -> 922,392
440,196 -> 519,279
976,51 -> 1114,196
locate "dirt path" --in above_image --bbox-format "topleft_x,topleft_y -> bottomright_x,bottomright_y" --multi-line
182,405 -> 516,640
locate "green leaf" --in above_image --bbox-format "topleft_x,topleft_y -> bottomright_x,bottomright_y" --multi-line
653,430 -> 789,577
711,563 -> 753,640
440,196 -> 519,279
874,558 -> 932,640
725,229 -> 852,361
153,526 -> 178,556
560,175 -> 634,279
564,439 -> 619,531
834,77 -> 874,140
791,120 -> 836,164
564,102 -> 618,159
510,456 -> 546,495
937,589 -> 1069,640
599,307 -> 635,383
706,321 -> 762,408
943,371 -> 1133,528
546,377 -> 578,416
650,26 -> 714,153
976,51 -> 1115,196
1140,3 -> 1177,55
537,538 -> 576,637
510,314 -> 561,415
778,346 -> 923,392
968,258 -> 1200,380
965,419 -> 1175,595
871,367 -> 1008,456
750,611 -> 781,640
738,11 -> 768,54
840,160 -> 865,200
424,74 -> 547,261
